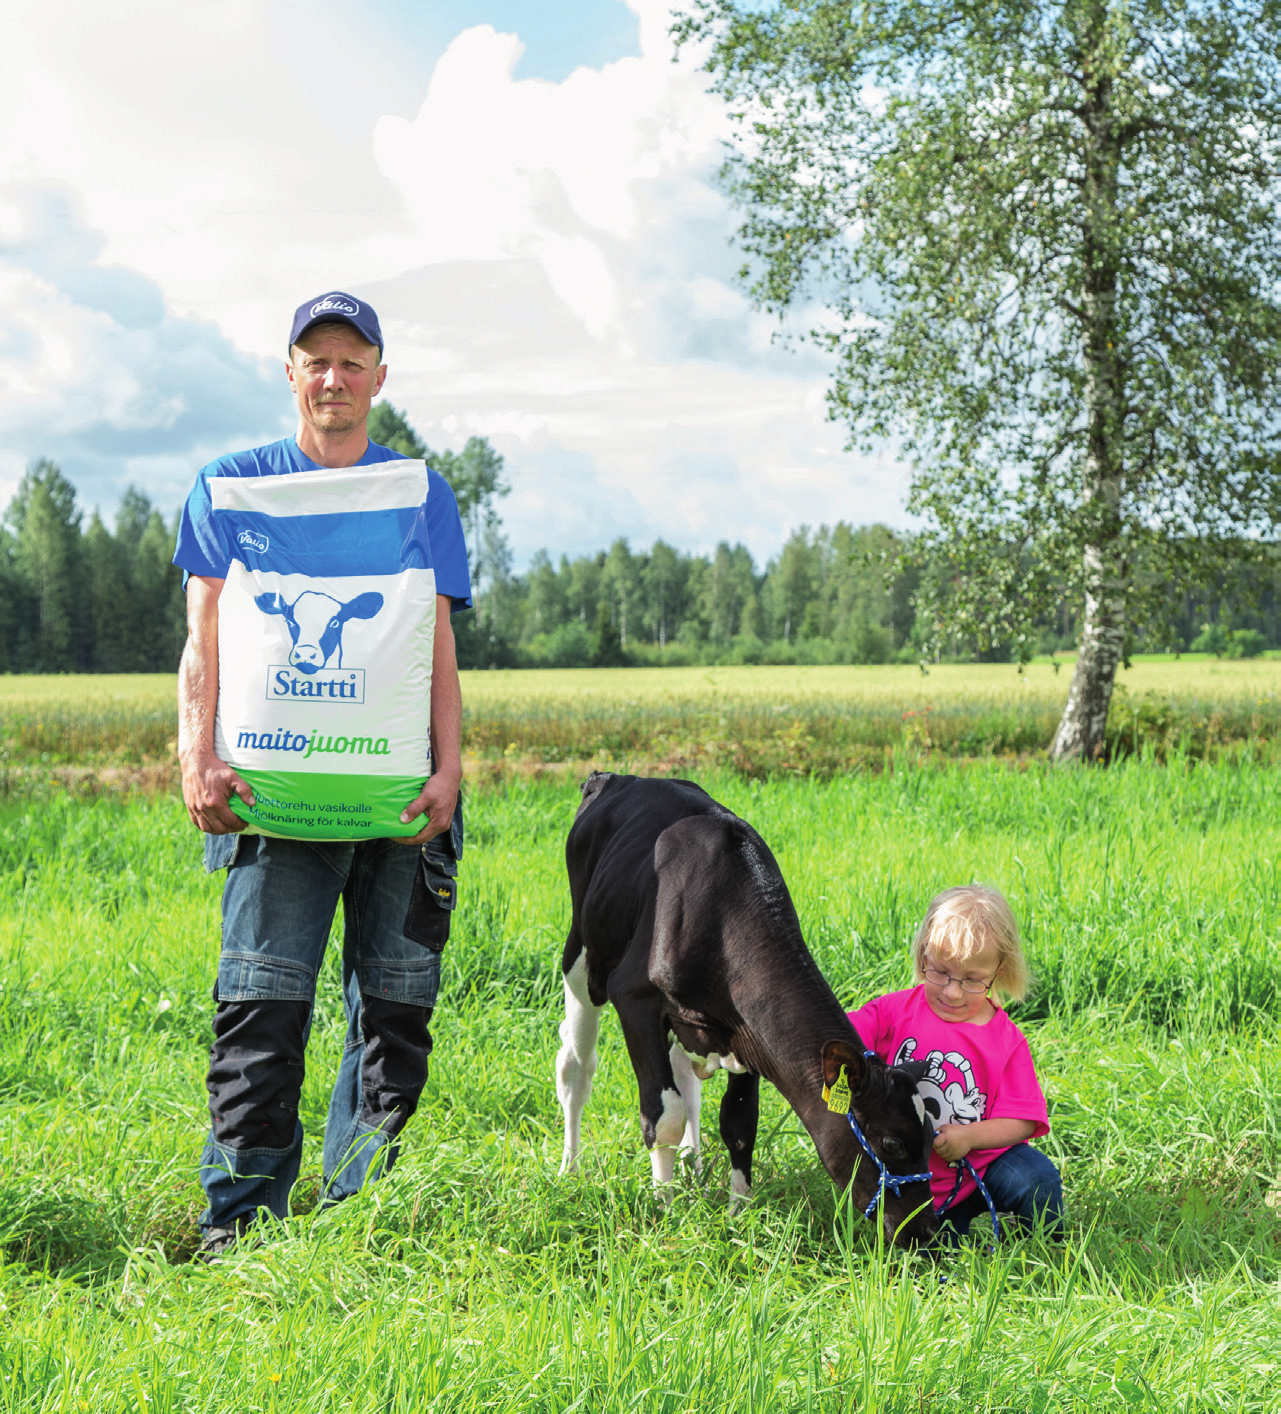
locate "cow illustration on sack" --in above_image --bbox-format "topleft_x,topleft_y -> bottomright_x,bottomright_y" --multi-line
254,589 -> 384,674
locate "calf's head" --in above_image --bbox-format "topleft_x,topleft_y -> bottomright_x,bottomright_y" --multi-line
820,1039 -> 937,1248
255,589 -> 383,674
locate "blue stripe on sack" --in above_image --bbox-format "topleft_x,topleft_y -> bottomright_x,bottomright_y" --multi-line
219,506 -> 431,577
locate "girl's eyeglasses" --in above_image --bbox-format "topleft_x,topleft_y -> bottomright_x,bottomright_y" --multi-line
922,966 -> 995,995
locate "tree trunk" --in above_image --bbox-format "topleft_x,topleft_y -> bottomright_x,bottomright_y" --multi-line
1050,543 -> 1125,760
1052,5 -> 1126,763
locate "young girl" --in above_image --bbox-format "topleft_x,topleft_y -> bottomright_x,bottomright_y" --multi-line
848,885 -> 1063,1240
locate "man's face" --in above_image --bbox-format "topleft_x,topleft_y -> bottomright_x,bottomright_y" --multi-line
287,323 -> 386,438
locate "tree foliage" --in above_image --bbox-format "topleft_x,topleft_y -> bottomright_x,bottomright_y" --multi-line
677,0 -> 1281,756
0,463 -> 184,674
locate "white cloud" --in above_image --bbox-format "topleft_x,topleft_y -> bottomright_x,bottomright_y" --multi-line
369,18 -> 729,349
358,6 -> 911,563
0,0 -> 912,557
0,184 -> 286,513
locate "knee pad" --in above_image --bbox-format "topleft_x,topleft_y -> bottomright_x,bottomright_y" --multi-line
207,998 -> 310,1150
359,994 -> 434,1134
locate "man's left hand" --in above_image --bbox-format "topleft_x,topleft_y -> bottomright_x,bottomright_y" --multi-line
396,769 -> 461,846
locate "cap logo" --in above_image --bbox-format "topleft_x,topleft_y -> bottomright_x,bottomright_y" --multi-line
311,296 -> 359,318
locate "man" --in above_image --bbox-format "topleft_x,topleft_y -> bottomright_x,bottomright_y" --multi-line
173,291 -> 471,1260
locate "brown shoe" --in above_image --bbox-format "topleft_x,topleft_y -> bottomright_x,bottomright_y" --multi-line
195,1217 -> 257,1264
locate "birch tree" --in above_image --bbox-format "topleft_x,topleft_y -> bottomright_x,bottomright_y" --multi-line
678,0 -> 1281,758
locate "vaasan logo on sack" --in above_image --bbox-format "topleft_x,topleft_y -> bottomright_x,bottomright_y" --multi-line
254,587 -> 383,704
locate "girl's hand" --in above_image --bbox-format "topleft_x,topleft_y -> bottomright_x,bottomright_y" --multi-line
932,1123 -> 974,1163
933,1116 -> 1038,1163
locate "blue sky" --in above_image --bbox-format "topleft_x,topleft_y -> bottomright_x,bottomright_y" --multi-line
0,0 -> 910,569
386,1 -> 642,81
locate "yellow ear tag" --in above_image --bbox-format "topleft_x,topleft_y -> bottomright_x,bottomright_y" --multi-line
824,1066 -> 851,1114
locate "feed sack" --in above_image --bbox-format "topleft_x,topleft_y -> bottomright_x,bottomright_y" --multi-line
210,459 -> 435,839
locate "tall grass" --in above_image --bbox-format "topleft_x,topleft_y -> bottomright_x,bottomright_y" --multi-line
1,761 -> 1279,1409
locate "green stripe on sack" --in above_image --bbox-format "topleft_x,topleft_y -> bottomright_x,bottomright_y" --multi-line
228,769 -> 428,840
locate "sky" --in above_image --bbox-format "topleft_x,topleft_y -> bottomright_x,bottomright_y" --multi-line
0,0 -> 912,569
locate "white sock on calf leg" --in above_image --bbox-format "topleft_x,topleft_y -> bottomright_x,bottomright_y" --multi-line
649,1086 -> 688,1190
556,953 -> 601,1175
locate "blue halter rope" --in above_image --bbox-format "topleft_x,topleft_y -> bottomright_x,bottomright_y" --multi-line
934,1152 -> 1003,1248
843,1107 -> 932,1220
839,1051 -> 1002,1247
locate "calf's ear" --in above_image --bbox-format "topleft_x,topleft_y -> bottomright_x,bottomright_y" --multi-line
821,1039 -> 869,1095
254,592 -> 288,616
339,591 -> 384,622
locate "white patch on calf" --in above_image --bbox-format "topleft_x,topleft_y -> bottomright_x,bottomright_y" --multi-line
669,1042 -> 704,1172
721,1052 -> 748,1074
729,1168 -> 751,1206
556,952 -> 603,1175
912,1093 -> 926,1126
649,1086 -> 687,1188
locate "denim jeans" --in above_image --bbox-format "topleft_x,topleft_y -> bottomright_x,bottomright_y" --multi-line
939,1142 -> 1064,1240
198,804 -> 460,1233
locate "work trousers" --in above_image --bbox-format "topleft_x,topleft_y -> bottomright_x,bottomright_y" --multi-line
197,804 -> 460,1233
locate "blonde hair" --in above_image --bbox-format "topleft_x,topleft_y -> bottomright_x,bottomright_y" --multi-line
911,885 -> 1032,1004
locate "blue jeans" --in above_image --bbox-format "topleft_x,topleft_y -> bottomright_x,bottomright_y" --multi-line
939,1143 -> 1064,1240
198,806 -> 460,1233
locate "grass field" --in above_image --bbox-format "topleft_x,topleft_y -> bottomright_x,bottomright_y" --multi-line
2,656 -> 1280,784
2,755 -> 1279,1411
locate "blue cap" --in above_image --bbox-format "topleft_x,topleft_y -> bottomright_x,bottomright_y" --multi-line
288,292 -> 383,357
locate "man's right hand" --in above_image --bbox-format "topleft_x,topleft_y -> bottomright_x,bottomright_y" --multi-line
181,749 -> 255,834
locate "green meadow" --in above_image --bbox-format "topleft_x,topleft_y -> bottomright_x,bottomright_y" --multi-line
1,666 -> 1280,1410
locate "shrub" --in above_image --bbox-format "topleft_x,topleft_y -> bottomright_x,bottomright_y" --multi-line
1227,628 -> 1268,659
728,632 -> 765,665
1190,622 -> 1229,656
542,621 -> 594,669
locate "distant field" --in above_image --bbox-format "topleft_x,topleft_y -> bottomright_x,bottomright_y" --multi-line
1,657 -> 1278,783
461,655 -> 1281,709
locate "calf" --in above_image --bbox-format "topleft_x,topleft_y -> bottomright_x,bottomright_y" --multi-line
555,773 -> 937,1247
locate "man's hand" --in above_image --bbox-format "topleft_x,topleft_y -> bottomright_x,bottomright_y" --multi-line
395,766 -> 461,847
394,593 -> 465,847
177,574 -> 253,835
181,747 -> 254,834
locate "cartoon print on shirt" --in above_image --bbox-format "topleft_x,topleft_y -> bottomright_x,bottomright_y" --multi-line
894,1038 -> 988,1127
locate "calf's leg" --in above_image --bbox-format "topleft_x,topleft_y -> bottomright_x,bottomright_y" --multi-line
668,1040 -> 703,1174
610,992 -> 687,1192
720,1069 -> 760,1203
556,949 -> 603,1174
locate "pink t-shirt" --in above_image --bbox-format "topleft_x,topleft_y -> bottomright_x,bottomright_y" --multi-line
848,986 -> 1050,1209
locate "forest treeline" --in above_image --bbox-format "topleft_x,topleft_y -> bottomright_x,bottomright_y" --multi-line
0,461 -> 187,675
1,441 -> 1277,675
